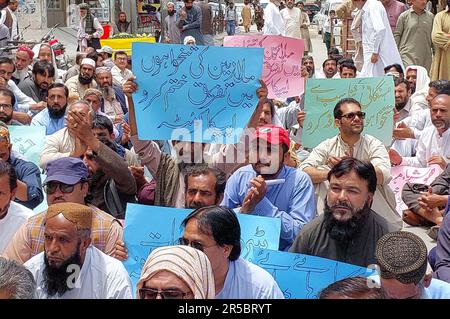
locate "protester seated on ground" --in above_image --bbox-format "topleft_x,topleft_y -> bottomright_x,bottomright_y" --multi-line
406,65 -> 430,110
12,45 -> 34,86
136,245 -> 215,299
180,206 -> 284,298
95,66 -> 128,124
401,164 -> 450,228
183,36 -> 196,45
302,56 -> 315,78
86,51 -> 103,68
112,163 -> 227,260
0,123 -> 43,209
0,257 -> 36,299
74,113 -> 137,218
290,158 -> 392,267
18,60 -> 54,112
31,83 -> 68,136
64,58 -> 97,103
300,97 -> 402,229
3,157 -> 124,264
384,63 -> 404,79
31,43 -> 63,82
92,113 -> 139,166
0,160 -> 35,254
97,46 -> 114,69
62,52 -> 86,83
319,276 -> 388,299
111,51 -> 134,87
315,57 -> 338,79
432,200 -> 450,283
392,80 -> 450,142
222,125 -> 316,251
24,203 -> 133,299
122,76 -> 271,207
0,57 -> 43,122
389,93 -> 450,169
373,231 -> 450,299
339,61 -> 357,78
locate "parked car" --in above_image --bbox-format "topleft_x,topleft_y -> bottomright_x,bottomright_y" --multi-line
303,3 -> 320,23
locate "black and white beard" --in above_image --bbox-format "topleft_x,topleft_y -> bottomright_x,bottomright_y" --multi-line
100,85 -> 115,101
78,74 -> 93,85
43,243 -> 82,297
323,200 -> 370,243
48,104 -> 67,119
168,10 -> 175,16
0,111 -> 12,124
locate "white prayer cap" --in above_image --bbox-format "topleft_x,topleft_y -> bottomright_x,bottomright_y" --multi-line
81,58 -> 96,68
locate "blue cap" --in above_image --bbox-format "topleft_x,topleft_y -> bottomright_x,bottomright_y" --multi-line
44,157 -> 89,185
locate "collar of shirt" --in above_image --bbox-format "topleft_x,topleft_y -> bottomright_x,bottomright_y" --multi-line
337,134 -> 363,156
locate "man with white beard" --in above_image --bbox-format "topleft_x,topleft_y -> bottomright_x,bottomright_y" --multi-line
352,0 -> 403,77
94,67 -> 127,124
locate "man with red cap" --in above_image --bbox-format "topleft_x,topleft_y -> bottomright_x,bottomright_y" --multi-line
221,124 -> 316,251
12,45 -> 34,86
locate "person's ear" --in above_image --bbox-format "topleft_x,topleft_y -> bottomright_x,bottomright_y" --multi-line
80,236 -> 92,254
222,244 -> 233,260
10,186 -> 17,201
215,193 -> 224,205
423,273 -> 432,288
334,118 -> 341,129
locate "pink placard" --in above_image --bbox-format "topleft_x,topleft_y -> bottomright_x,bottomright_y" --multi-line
223,35 -> 305,100
388,165 -> 443,215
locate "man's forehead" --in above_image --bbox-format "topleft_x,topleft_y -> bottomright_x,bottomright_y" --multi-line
330,172 -> 367,187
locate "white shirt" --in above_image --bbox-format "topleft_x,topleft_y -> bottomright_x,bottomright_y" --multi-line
401,109 -> 431,139
215,257 -> 285,299
280,7 -> 302,38
0,202 -> 34,253
263,2 -> 285,35
360,0 -> 403,77
401,126 -> 450,167
111,65 -> 134,87
25,245 -> 133,299
0,7 -> 18,40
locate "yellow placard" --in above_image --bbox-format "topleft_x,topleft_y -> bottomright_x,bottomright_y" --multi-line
100,37 -> 156,56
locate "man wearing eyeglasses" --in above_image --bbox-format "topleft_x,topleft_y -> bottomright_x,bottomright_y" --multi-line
111,51 -> 133,87
300,97 -> 402,230
3,157 -> 124,264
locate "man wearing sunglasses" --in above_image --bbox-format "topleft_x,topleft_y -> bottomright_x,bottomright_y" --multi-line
3,157 -> 124,264
300,97 -> 402,230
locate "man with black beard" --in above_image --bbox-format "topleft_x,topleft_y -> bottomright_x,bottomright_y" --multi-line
164,2 -> 181,44
24,202 -> 132,298
31,84 -> 68,135
394,77 -> 413,122
95,67 -> 127,124
65,58 -> 97,102
290,158 -> 391,267
18,61 -> 54,110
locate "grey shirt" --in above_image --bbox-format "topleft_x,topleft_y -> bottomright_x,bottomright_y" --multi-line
18,77 -> 41,103
289,210 -> 391,267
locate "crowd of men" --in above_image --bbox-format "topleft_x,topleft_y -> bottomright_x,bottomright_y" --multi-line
0,0 -> 449,300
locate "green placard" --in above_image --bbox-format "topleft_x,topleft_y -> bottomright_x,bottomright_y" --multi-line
302,77 -> 394,148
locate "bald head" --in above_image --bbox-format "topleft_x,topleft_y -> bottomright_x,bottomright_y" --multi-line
430,94 -> 450,133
